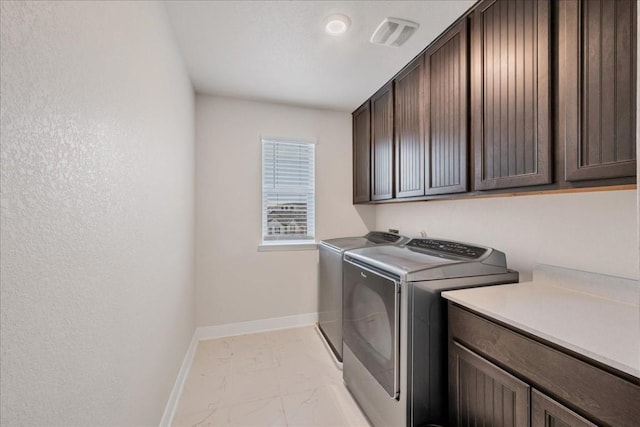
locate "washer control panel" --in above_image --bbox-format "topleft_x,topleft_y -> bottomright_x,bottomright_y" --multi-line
406,239 -> 487,259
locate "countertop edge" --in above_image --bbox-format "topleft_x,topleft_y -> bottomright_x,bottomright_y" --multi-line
442,288 -> 640,380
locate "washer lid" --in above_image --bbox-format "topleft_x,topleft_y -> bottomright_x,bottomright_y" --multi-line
346,245 -> 458,274
344,238 -> 510,281
321,231 -> 407,252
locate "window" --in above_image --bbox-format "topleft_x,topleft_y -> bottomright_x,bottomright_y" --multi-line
261,138 -> 315,245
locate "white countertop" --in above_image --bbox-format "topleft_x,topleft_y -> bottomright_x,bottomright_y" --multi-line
442,264 -> 640,379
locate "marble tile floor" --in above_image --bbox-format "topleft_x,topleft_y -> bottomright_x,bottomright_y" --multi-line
172,325 -> 371,427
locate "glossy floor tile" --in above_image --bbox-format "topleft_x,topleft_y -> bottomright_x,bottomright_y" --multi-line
172,325 -> 370,427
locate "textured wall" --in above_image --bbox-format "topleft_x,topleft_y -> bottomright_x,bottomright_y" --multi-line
195,95 -> 374,327
0,1 -> 195,425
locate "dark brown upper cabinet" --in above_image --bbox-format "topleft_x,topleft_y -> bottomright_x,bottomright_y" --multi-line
371,83 -> 394,201
394,56 -> 425,198
425,19 -> 469,195
471,0 -> 552,190
351,0 -> 637,204
352,102 -> 371,203
559,0 -> 637,182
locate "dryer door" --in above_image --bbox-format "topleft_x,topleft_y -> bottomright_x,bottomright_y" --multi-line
343,259 -> 400,399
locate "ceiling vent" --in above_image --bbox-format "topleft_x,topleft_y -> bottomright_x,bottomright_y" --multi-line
370,18 -> 419,47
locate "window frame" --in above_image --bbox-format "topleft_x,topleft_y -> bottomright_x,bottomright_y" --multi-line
259,137 -> 317,251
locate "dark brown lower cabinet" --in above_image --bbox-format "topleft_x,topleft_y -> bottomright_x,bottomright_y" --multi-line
450,341 -> 599,427
448,304 -> 640,427
531,389 -> 596,427
449,342 -> 529,426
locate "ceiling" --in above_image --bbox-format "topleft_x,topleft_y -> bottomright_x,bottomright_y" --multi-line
164,1 -> 476,112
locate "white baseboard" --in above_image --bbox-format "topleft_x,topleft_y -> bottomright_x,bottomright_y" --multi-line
159,312 -> 318,426
158,331 -> 199,427
197,312 -> 318,341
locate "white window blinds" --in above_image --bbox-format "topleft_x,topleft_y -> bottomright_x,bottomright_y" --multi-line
262,139 -> 315,243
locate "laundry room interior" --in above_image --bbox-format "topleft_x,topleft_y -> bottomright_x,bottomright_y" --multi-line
1,1 -> 638,426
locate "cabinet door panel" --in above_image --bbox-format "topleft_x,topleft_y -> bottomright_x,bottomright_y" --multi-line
449,342 -> 530,427
472,0 -> 552,190
531,389 -> 596,427
425,19 -> 468,195
371,83 -> 394,200
560,0 -> 637,181
353,102 -> 371,203
395,56 -> 425,198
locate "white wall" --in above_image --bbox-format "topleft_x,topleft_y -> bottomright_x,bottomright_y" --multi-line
196,95 -> 374,327
0,1 -> 195,425
376,190 -> 639,281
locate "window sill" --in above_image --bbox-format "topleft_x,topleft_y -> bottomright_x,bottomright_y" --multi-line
258,242 -> 318,252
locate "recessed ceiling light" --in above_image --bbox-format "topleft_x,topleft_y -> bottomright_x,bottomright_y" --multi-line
325,14 -> 351,36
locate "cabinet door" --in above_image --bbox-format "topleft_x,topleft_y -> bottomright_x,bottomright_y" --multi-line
471,0 -> 552,190
371,83 -> 394,200
449,342 -> 530,427
394,56 -> 425,198
425,19 -> 469,195
353,102 -> 371,203
559,0 -> 637,181
531,389 -> 597,427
